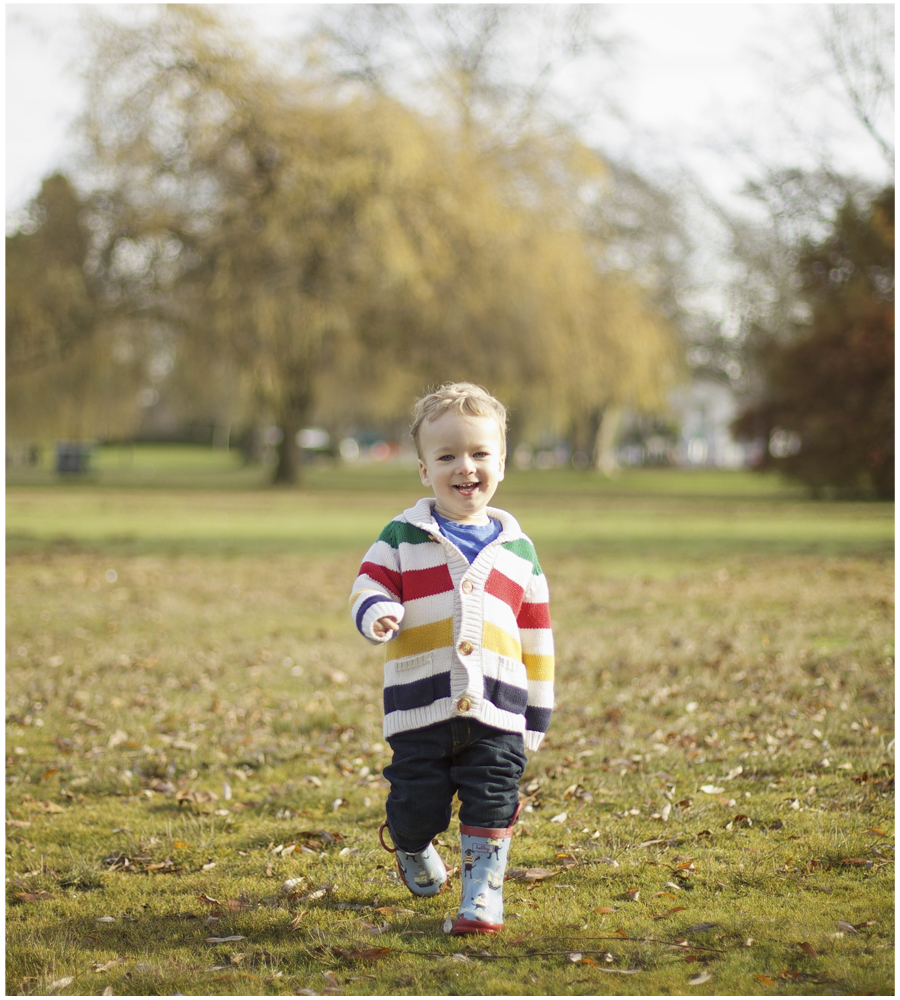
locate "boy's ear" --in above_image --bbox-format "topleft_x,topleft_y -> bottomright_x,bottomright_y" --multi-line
418,459 -> 430,486
498,453 -> 506,481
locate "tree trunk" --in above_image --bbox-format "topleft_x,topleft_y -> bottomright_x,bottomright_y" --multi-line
271,379 -> 313,486
592,406 -> 622,478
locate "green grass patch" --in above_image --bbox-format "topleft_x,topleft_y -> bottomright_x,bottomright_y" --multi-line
6,464 -> 894,995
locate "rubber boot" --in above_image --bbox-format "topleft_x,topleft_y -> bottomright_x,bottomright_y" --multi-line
379,822 -> 447,897
452,818 -> 515,934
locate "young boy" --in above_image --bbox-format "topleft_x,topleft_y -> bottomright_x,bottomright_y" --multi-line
349,382 -> 554,934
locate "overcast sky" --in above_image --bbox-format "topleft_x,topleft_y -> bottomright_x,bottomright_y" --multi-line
5,3 -> 894,223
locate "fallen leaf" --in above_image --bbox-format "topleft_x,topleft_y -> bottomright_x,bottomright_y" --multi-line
95,916 -> 116,923
593,906 -> 617,914
47,976 -> 74,994
836,920 -> 858,934
625,888 -> 640,901
14,891 -> 53,902
567,952 -> 583,963
699,785 -> 725,794
549,812 -> 568,824
205,935 -> 247,943
866,827 -> 887,837
348,947 -> 391,960
91,958 -> 126,973
507,866 -> 558,882
797,941 -> 818,958
685,922 -> 717,934
689,971 -> 712,984
442,914 -> 454,934
652,907 -> 687,919
755,974 -> 777,986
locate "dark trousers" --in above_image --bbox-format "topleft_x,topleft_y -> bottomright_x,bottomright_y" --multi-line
384,718 -> 526,852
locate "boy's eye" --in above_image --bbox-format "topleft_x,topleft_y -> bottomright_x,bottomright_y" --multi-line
438,454 -> 454,462
474,452 -> 488,459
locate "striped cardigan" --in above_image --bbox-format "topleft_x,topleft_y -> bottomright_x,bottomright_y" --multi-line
350,498 -> 554,751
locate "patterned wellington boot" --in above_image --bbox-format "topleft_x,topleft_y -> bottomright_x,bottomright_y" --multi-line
452,819 -> 515,934
379,822 -> 447,897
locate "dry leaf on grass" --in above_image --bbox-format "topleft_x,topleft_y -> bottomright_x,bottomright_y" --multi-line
689,971 -> 712,985
91,958 -> 126,973
506,866 -> 558,882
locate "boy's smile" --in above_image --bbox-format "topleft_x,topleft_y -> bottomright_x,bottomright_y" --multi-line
417,412 -> 506,524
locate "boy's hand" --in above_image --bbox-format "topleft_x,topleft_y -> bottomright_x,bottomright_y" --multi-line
372,616 -> 400,639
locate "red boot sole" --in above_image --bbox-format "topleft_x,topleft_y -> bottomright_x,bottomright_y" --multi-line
451,917 -> 503,935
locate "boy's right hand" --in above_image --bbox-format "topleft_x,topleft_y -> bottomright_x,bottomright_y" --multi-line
372,616 -> 400,639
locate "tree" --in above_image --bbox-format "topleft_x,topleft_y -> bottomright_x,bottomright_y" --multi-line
732,186 -> 894,498
310,3 -> 682,465
5,173 -> 144,443
74,5 -> 682,481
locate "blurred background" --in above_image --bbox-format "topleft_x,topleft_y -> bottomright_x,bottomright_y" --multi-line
5,3 -> 894,497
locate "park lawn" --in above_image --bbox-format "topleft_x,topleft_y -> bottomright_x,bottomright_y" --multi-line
5,466 -> 894,996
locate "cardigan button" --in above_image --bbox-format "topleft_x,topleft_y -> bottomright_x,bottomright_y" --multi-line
462,580 -> 473,594
457,697 -> 471,713
458,641 -> 474,656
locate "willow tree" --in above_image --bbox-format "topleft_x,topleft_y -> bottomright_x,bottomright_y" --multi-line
80,6 -> 680,479
312,3 -> 682,463
6,173 -> 151,444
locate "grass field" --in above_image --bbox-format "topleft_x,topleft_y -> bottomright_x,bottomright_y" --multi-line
5,449 -> 895,996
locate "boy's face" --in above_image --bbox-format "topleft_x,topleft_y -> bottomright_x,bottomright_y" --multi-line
417,411 -> 506,524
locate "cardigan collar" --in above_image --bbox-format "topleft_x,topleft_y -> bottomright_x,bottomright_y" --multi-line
402,497 -> 522,541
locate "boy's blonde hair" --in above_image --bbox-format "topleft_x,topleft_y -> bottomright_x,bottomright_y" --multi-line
410,382 -> 508,458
